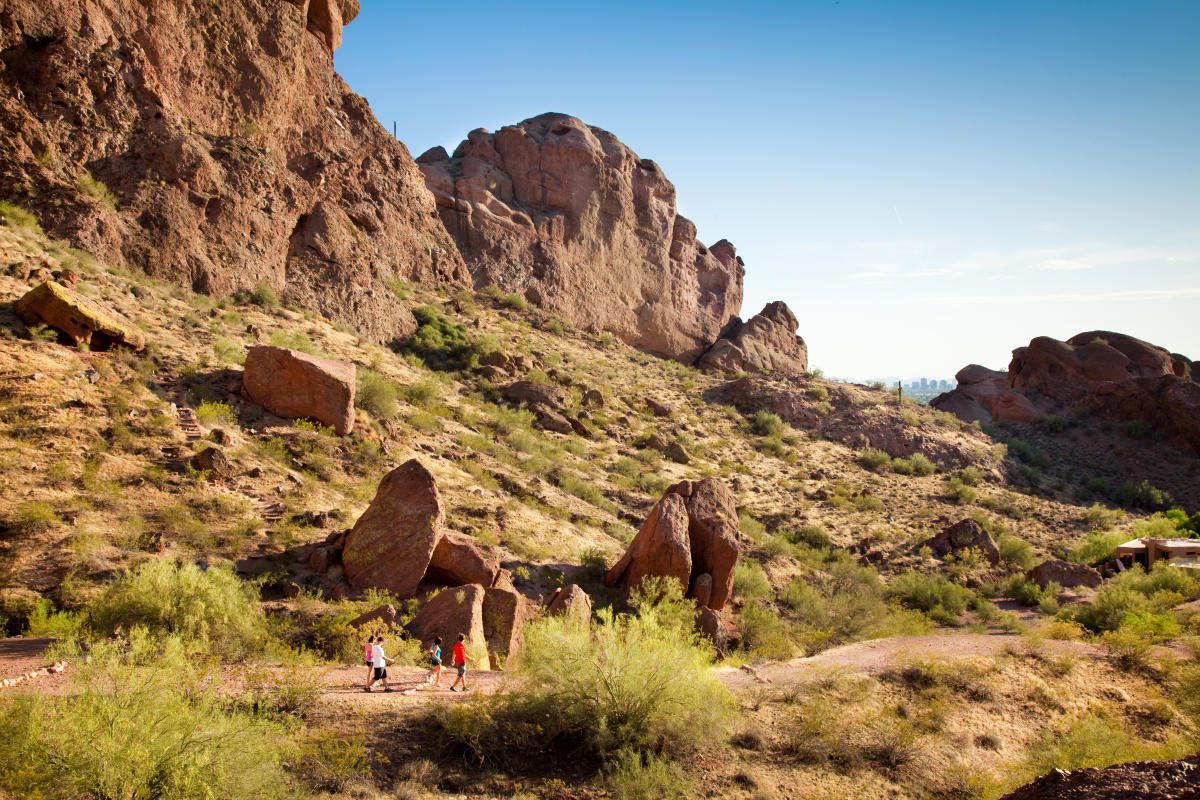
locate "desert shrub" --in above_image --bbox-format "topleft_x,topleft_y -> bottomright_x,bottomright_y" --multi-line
604,749 -> 690,800
944,476 -> 977,504
399,377 -> 444,409
785,524 -> 831,549
733,561 -> 771,601
23,599 -> 84,639
979,493 -> 1027,519
891,456 -> 914,475
1002,574 -> 1051,606
907,453 -> 937,476
806,385 -> 828,401
957,466 -> 985,486
1069,529 -> 1127,566
88,561 -> 267,658
77,171 -> 118,209
1112,480 -> 1171,510
1025,712 -> 1170,775
1006,437 -> 1051,468
246,281 -> 279,309
578,547 -> 608,571
268,329 -> 321,354
1165,508 -> 1200,535
480,283 -> 528,311
195,400 -> 238,427
0,200 -> 41,232
294,729 -> 373,792
750,410 -> 784,437
401,305 -> 480,371
738,509 -> 766,540
212,336 -> 245,365
356,368 -> 399,418
890,572 -> 971,623
739,604 -> 794,659
0,635 -> 291,800
1040,415 -> 1068,433
13,500 -> 62,534
431,582 -> 733,761
997,533 -> 1035,570
858,448 -> 892,472
1066,586 -> 1147,633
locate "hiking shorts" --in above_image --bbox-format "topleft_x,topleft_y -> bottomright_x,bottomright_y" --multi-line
430,656 -> 441,667
455,662 -> 466,677
373,667 -> 387,680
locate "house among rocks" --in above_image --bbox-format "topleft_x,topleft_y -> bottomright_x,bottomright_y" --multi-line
1115,537 -> 1200,570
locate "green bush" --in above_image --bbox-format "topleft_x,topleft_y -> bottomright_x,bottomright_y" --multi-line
356,368 -> 399,418
0,200 -> 42,232
997,534 -> 1035,570
401,305 -> 480,371
88,561 -> 267,659
733,561 -> 771,601
858,448 -> 892,472
1112,480 -> 1171,510
1070,530 -> 1127,566
195,400 -> 238,427
750,410 -> 784,437
77,172 -> 118,209
604,749 -> 691,800
785,524 -> 831,549
890,572 -> 971,623
1002,574 -> 1050,606
247,281 -> 279,309
24,599 -> 83,639
945,476 -> 977,504
13,500 -> 62,534
481,283 -> 528,311
0,636 -> 291,800
430,580 -> 733,762
1006,437 -> 1051,468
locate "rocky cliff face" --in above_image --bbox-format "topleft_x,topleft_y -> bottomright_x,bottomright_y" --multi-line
933,331 -> 1200,452
697,300 -> 808,375
0,0 -> 467,343
418,113 -> 744,361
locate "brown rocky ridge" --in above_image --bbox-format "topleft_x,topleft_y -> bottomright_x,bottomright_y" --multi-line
697,300 -> 809,375
0,0 -> 467,343
417,113 -> 746,362
933,331 -> 1200,453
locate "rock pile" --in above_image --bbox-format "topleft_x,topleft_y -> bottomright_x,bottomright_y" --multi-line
698,301 -> 808,376
923,519 -> 1000,565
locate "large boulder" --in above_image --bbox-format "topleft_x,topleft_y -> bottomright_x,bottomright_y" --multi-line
342,460 -> 445,598
417,114 -> 743,362
605,478 -> 740,610
1027,560 -> 1103,590
482,585 -> 527,667
545,583 -> 593,622
427,532 -> 502,587
502,380 -> 568,410
0,0 -> 467,344
697,301 -> 808,376
348,604 -> 396,629
924,519 -> 1000,565
242,346 -> 356,435
406,584 -> 491,670
605,493 -> 692,597
15,282 -> 145,351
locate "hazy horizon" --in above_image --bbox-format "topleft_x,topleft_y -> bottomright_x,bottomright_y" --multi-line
337,1 -> 1199,378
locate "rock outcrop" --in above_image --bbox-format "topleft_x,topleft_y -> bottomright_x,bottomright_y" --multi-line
545,584 -> 593,622
999,754 -> 1200,800
427,532 -> 503,587
15,281 -> 144,351
933,331 -> 1200,452
0,0 -> 466,343
482,584 -> 527,666
924,519 -> 1000,565
605,478 -> 740,610
418,113 -> 743,361
242,346 -> 356,435
1027,560 -> 1103,590
698,301 -> 808,375
342,460 -> 445,597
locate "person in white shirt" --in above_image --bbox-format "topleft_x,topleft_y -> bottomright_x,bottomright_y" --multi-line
365,636 -> 395,693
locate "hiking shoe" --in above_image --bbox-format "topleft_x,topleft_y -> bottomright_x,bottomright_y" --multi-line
384,688 -> 392,693
363,688 -> 370,693
450,686 -> 458,692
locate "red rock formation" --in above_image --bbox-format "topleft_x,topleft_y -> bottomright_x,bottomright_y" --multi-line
698,301 -> 808,375
999,754 -> 1200,800
933,331 -> 1200,452
242,346 -> 356,435
0,0 -> 466,343
406,584 -> 491,671
418,114 -> 743,361
1027,560 -> 1103,590
545,584 -> 593,622
342,460 -> 445,597
427,532 -> 502,587
605,478 -> 740,610
15,282 -> 144,351
924,519 -> 1000,565
482,584 -> 527,666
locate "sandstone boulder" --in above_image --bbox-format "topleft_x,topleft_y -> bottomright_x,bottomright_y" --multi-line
342,460 -> 444,598
533,407 -> 573,434
407,584 -> 491,670
925,519 -> 1000,565
483,584 -> 527,666
348,604 -> 396,629
697,607 -> 727,652
546,583 -> 593,622
605,478 -> 739,610
503,380 -> 568,410
427,532 -> 502,587
1027,560 -> 1103,590
418,114 -> 743,362
666,441 -> 691,464
646,398 -> 673,417
242,346 -> 355,435
190,446 -> 231,478
15,282 -> 145,351
697,301 -> 808,376
605,493 -> 693,596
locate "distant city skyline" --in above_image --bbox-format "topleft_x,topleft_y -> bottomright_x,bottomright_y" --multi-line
337,1 -> 1200,377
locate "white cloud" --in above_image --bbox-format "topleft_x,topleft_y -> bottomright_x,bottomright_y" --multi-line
1037,258 -> 1092,271
903,287 -> 1200,306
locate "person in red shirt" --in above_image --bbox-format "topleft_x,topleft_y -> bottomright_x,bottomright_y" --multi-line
449,633 -> 475,692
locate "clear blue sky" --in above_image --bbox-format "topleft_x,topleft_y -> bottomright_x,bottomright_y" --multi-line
337,1 -> 1200,379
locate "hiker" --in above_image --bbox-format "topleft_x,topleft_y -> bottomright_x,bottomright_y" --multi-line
424,636 -> 443,688
365,636 -> 395,693
363,635 -> 376,690
449,633 -> 475,692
